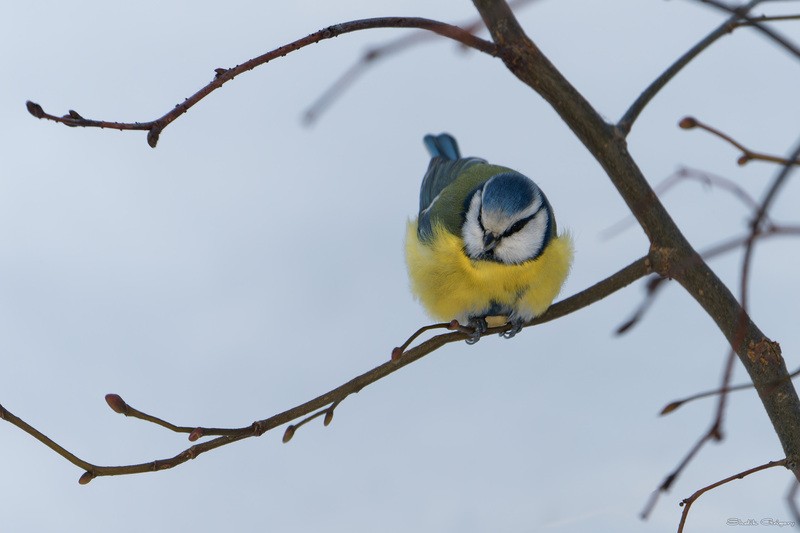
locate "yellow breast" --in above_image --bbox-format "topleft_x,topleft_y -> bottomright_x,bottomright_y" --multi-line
405,221 -> 573,323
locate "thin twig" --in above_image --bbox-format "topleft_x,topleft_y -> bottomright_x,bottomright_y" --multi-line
679,116 -> 800,166
303,0 -> 538,125
644,343 -> 741,521
601,166 -> 762,240
696,0 -> 800,60
534,256 -> 652,323
26,17 -> 497,147
668,168 -> 760,211
103,394 -> 247,437
736,137 -> 800,375
617,0 -> 765,135
788,479 -> 800,525
472,4 -> 800,498
661,365 -> 800,415
391,321 -> 460,360
732,136 -> 800,485
750,139 -> 800,232
653,132 -> 800,520
643,137 -> 800,518
618,223 -> 800,334
733,14 -> 800,27
678,459 -> 787,533
641,424 -> 723,520
0,404 -> 95,473
0,255 -> 651,483
283,400 -> 341,443
616,275 -> 665,335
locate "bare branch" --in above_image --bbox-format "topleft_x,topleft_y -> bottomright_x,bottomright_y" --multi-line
618,223 -> 800,334
392,321 -> 460,360
303,0 -> 538,125
0,255 -> 650,482
643,341 -> 738,520
661,365 -> 800,416
26,17 -> 497,147
734,14 -> 800,27
696,0 -> 800,60
625,132 -> 800,524
0,403 -> 96,473
472,0 -> 800,495
619,5 -> 798,135
103,394 -> 243,438
283,400 -> 341,443
750,138 -> 800,233
736,140 -> 800,398
788,480 -> 800,525
617,0 -> 765,135
602,166 -> 763,240
678,459 -> 788,533
680,116 -> 800,166
641,426 -> 723,520
535,256 -> 651,323
18,3 -> 800,522
616,275 -> 666,335
665,167 -> 761,210
654,129 -> 800,525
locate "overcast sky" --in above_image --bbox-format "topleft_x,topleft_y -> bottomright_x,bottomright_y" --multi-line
2,1 -> 800,532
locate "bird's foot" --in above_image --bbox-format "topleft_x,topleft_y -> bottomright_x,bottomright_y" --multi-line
500,318 -> 525,339
465,317 -> 488,345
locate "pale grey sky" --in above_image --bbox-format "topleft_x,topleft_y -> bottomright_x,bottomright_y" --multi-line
2,2 -> 800,532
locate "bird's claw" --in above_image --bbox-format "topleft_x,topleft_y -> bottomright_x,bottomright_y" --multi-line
500,319 -> 525,339
465,317 -> 488,345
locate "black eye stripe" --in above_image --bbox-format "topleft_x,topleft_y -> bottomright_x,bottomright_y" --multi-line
503,209 -> 541,238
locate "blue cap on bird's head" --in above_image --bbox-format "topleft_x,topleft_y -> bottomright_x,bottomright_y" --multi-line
480,172 -> 538,219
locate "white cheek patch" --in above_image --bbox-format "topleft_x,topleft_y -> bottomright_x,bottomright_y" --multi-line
462,193 -> 484,258
495,209 -> 549,264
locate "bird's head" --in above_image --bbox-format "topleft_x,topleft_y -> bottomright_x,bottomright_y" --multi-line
462,172 -> 555,264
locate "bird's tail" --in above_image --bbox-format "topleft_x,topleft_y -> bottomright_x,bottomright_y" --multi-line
423,133 -> 460,161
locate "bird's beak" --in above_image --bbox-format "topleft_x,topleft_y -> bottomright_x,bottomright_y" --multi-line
483,233 -> 498,251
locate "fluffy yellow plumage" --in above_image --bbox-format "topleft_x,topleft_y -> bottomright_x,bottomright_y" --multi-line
405,220 -> 573,324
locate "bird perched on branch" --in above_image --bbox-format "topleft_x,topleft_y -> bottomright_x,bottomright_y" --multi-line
405,133 -> 573,343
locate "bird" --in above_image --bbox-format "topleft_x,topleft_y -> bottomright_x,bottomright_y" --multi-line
405,133 -> 573,343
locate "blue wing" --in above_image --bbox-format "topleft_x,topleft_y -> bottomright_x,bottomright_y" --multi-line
418,133 -> 484,215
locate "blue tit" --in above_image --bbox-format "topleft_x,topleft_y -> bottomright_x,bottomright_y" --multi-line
405,133 -> 573,342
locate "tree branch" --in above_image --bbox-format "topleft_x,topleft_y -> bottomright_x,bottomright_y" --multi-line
472,0 -> 800,481
617,0 -> 765,135
696,0 -> 800,60
680,116 -> 800,166
678,459 -> 788,533
0,256 -> 650,482
633,137 -> 800,518
660,365 -> 800,416
18,3 -> 800,517
25,17 -> 497,147
303,0 -> 539,125
602,166 -> 763,240
617,222 -> 800,335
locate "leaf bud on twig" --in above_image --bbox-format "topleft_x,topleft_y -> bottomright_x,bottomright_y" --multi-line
105,394 -> 127,414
